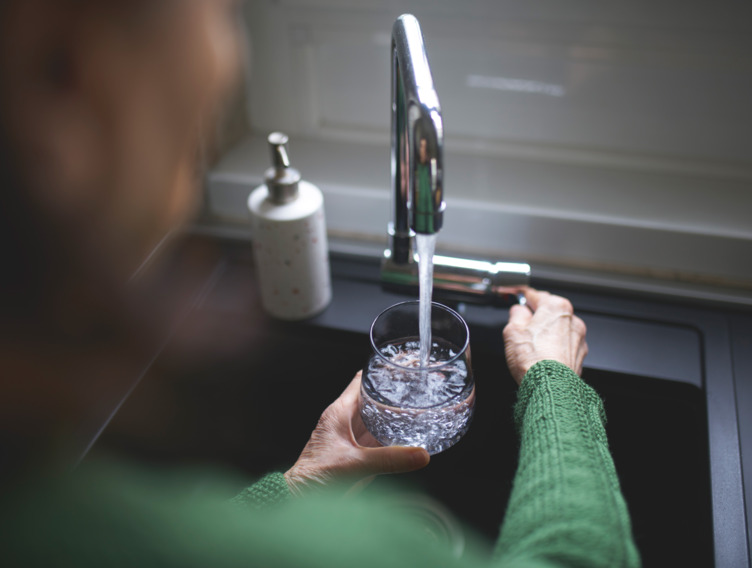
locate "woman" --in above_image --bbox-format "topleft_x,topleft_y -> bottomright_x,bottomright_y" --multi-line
0,2 -> 640,567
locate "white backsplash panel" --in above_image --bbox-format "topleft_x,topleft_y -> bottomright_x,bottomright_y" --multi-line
233,1 -> 752,291
245,0 -> 752,168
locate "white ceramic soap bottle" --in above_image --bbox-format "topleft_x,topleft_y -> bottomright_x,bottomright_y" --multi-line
248,132 -> 331,320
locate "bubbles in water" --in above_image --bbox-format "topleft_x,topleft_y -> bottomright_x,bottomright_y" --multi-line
361,338 -> 475,455
369,340 -> 468,408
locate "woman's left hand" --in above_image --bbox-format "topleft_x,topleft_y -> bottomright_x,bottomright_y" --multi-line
284,372 -> 430,495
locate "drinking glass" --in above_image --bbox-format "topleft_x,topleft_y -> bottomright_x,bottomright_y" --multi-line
359,300 -> 474,455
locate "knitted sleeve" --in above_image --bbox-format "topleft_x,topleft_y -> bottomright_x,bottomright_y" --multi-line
495,360 -> 641,568
230,472 -> 292,510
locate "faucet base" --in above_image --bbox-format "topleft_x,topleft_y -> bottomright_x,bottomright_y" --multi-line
381,249 -> 530,307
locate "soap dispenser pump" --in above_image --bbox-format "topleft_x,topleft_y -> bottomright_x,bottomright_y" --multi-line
248,132 -> 332,320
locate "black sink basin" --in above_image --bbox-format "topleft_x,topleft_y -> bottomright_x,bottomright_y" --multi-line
89,239 -> 749,567
92,272 -> 713,566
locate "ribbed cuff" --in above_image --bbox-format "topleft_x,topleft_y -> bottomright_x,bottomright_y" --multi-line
230,472 -> 292,510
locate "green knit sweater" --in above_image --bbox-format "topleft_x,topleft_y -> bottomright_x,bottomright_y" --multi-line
0,361 -> 640,567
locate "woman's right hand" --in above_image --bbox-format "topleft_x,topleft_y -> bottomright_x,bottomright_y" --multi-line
284,373 -> 430,495
503,289 -> 588,385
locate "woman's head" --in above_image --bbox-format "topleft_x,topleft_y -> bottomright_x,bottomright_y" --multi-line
0,0 -> 243,326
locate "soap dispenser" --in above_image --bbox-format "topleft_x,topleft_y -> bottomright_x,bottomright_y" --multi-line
248,132 -> 332,320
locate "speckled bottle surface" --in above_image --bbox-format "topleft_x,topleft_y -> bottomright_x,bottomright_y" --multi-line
248,133 -> 332,320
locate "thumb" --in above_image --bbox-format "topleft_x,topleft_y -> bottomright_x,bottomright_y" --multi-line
362,446 -> 430,476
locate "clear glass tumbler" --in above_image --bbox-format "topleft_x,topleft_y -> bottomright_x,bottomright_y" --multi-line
359,301 -> 474,455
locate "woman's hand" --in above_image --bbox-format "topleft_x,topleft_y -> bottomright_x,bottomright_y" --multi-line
503,289 -> 588,385
284,372 -> 430,495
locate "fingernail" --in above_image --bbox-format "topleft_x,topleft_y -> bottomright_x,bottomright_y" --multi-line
411,448 -> 430,467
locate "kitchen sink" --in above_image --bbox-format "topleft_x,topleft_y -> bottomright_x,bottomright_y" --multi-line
89,237 -> 749,567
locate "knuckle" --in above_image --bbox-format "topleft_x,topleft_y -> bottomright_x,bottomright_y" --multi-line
540,294 -> 572,313
551,296 -> 574,313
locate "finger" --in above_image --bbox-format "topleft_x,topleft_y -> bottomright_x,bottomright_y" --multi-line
339,371 -> 363,405
506,303 -> 533,327
571,316 -> 588,374
354,428 -> 380,448
361,446 -> 430,475
521,288 -> 547,312
332,372 -> 364,423
534,293 -> 573,318
572,315 -> 587,336
351,405 -> 378,445
576,340 -> 589,375
319,373 -> 364,440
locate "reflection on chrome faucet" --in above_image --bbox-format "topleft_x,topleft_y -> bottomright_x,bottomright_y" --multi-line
382,14 -> 531,305
389,13 -> 445,264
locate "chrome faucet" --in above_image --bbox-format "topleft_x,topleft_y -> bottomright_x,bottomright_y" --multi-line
382,14 -> 531,305
388,13 -> 444,263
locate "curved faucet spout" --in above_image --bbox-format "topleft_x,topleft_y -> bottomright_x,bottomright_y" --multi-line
383,14 -> 531,305
390,14 -> 445,263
